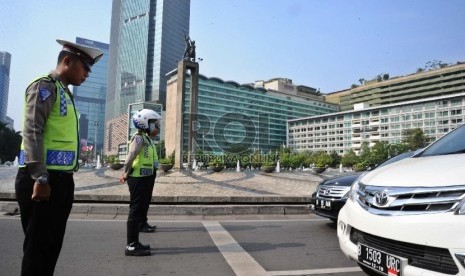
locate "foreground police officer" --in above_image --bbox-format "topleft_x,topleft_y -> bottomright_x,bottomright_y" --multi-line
120,109 -> 161,256
15,39 -> 103,275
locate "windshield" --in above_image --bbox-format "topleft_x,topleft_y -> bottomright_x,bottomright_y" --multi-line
419,124 -> 465,156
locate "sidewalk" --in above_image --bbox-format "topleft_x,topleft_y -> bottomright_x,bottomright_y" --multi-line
0,166 -> 346,217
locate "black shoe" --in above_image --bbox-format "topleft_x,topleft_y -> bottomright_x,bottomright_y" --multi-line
137,241 -> 150,250
125,242 -> 151,256
139,222 -> 156,233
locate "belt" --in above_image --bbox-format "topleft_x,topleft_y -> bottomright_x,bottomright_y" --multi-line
18,167 -> 74,176
49,171 -> 74,176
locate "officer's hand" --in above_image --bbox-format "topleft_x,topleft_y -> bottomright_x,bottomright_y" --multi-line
119,174 -> 127,183
31,182 -> 51,202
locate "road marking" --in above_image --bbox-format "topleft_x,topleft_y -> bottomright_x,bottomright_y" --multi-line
269,267 -> 361,275
203,221 -> 269,276
2,216 -> 362,275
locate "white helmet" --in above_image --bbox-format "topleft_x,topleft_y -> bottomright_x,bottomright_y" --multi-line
132,109 -> 162,131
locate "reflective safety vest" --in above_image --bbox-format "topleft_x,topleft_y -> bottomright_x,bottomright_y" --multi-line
130,133 -> 158,177
19,75 -> 79,171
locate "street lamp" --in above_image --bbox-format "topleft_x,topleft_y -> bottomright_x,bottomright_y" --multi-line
94,121 -> 99,162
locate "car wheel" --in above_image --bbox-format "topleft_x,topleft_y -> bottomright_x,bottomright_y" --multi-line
358,264 -> 383,275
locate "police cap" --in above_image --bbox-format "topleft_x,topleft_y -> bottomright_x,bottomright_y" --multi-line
56,39 -> 103,71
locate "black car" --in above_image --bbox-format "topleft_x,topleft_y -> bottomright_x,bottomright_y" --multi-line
312,150 -> 418,222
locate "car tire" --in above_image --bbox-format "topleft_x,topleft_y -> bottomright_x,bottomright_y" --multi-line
358,264 -> 383,275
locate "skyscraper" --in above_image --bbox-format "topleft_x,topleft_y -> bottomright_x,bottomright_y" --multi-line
73,37 -> 109,159
106,0 -> 190,121
0,51 -> 11,123
104,0 -> 190,156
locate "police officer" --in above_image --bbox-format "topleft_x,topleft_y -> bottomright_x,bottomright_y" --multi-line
119,109 -> 161,256
15,39 -> 103,275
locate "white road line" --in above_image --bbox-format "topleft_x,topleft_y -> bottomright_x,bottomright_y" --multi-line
203,221 -> 269,276
269,267 -> 361,275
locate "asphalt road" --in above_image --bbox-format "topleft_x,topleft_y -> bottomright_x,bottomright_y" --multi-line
0,215 -> 364,276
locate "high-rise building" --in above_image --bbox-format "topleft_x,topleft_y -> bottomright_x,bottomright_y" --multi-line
339,62 -> 465,111
105,0 -> 190,123
165,72 -> 339,155
4,115 -> 14,130
289,62 -> 465,154
288,93 -> 465,154
73,37 -> 109,159
0,51 -> 11,123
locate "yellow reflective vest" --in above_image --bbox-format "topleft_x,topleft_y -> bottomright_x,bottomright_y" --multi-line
130,133 -> 158,177
19,75 -> 79,171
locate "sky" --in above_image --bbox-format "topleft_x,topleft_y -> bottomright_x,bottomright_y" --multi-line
1,0 -> 465,131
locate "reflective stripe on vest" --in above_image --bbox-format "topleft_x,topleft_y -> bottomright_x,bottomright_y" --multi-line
130,133 -> 158,177
19,75 -> 79,171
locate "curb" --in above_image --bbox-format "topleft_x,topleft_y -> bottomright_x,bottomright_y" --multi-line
1,202 -> 311,216
0,192 -> 312,204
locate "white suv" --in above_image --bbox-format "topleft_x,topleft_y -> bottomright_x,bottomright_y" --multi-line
337,124 -> 465,276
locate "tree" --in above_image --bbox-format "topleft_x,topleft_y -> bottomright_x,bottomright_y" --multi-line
0,122 -> 22,163
401,128 -> 431,150
329,150 -> 341,168
358,78 -> 365,85
157,140 -> 166,159
313,151 -> 332,167
388,143 -> 409,158
424,60 -> 449,71
341,149 -> 359,168
369,141 -> 390,166
289,153 -> 306,169
359,142 -> 372,166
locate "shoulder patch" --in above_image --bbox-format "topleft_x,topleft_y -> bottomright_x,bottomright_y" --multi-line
134,136 -> 143,145
38,88 -> 52,102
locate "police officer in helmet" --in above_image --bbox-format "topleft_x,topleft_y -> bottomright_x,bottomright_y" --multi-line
120,109 -> 161,256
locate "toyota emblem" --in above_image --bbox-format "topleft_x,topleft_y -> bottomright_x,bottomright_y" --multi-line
374,191 -> 389,206
324,189 -> 331,196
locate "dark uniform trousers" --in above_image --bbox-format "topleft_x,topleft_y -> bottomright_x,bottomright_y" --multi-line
127,174 -> 156,225
15,168 -> 75,276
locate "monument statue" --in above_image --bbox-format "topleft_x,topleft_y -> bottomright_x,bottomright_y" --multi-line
183,33 -> 196,62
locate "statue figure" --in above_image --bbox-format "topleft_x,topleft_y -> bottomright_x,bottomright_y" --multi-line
183,34 -> 196,62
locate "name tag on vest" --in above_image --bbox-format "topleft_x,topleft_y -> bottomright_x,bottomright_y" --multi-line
140,168 -> 153,176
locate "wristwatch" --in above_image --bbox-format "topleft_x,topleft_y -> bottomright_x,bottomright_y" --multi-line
37,175 -> 49,185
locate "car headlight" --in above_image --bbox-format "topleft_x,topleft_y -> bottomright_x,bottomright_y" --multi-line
349,180 -> 359,202
348,172 -> 366,202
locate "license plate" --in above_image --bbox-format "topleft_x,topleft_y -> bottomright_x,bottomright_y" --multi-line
316,199 -> 331,210
358,243 -> 403,276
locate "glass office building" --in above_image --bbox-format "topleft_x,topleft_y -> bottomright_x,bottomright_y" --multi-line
179,75 -> 339,153
0,51 -> 11,123
106,0 -> 190,122
73,37 -> 109,158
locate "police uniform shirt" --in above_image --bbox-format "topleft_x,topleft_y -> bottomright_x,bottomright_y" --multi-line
123,134 -> 145,177
22,71 -> 75,179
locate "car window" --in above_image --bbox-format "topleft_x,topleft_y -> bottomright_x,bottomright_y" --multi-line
419,124 -> 465,156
